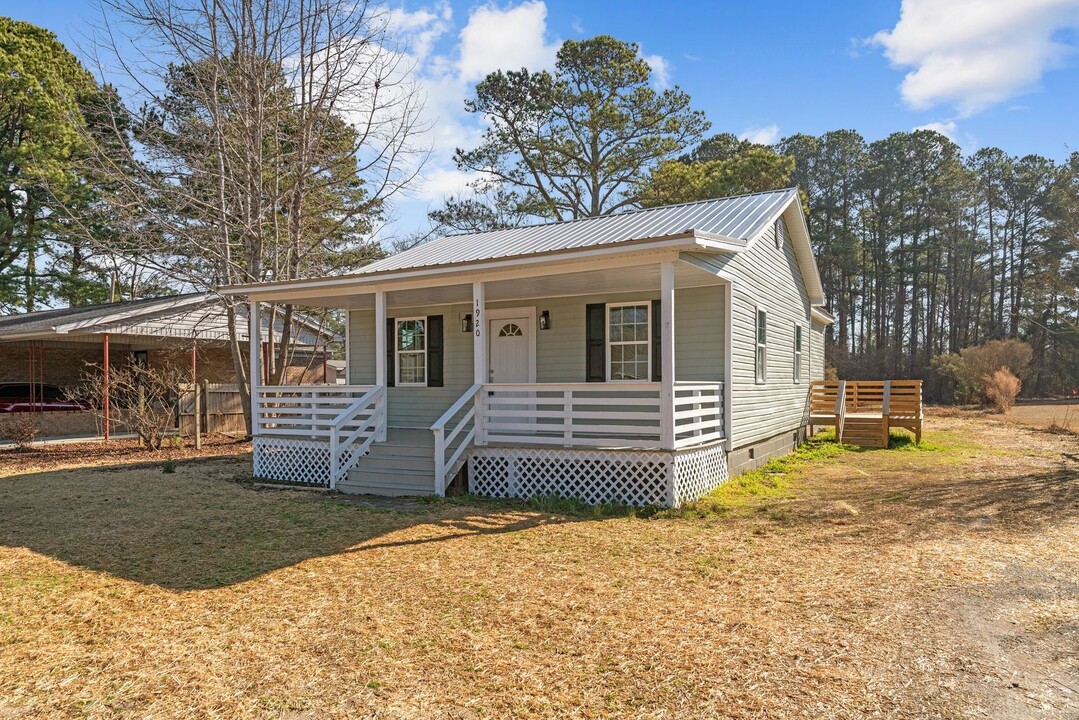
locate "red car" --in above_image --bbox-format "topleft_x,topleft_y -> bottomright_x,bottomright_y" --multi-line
0,383 -> 88,413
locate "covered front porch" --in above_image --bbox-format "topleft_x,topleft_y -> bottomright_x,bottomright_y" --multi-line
244,254 -> 732,506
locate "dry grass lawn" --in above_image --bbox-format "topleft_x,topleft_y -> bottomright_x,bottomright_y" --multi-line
0,411 -> 1075,719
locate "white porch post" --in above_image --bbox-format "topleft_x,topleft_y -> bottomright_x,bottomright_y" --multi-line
660,262 -> 676,450
473,280 -> 487,446
374,289 -> 387,441
248,299 -> 261,435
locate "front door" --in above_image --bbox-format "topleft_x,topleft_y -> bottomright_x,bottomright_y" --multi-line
488,316 -> 532,383
487,311 -> 536,435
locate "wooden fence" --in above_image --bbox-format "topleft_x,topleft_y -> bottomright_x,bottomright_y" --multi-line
179,382 -> 247,435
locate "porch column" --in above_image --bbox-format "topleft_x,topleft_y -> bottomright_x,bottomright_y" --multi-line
248,300 -> 261,434
660,262 -> 676,449
473,281 -> 486,446
374,289 -> 387,441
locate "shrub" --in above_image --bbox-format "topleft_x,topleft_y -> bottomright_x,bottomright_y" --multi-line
933,339 -> 1033,405
984,368 -> 1022,413
68,361 -> 189,450
162,459 -> 177,473
0,415 -> 40,450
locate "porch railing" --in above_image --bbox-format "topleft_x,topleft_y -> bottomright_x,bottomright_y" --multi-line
476,381 -> 724,450
431,383 -> 481,495
252,384 -> 386,488
673,382 -> 725,448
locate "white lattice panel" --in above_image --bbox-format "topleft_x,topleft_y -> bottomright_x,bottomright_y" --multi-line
253,437 -> 331,486
469,448 -> 674,507
673,443 -> 729,504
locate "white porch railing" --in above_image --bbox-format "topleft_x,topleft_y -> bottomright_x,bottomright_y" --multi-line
476,381 -> 724,450
252,384 -> 386,488
431,383 -> 481,495
673,382 -> 725,448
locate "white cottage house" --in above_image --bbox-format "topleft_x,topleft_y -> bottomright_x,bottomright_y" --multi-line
223,188 -> 834,506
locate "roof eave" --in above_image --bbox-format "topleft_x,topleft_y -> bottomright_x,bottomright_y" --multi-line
221,232 -> 738,300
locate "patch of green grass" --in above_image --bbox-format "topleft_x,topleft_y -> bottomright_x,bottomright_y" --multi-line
526,493 -> 659,519
664,433 -> 854,519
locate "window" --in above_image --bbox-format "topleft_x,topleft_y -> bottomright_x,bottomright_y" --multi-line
607,302 -> 651,381
755,308 -> 767,383
794,324 -> 803,383
395,318 -> 426,385
498,323 -> 523,337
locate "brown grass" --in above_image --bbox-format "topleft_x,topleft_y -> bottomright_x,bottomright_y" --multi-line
0,413 -> 1075,719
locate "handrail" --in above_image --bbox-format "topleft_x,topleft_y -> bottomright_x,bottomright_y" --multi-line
432,383 -> 482,496
431,383 -> 483,432
836,380 -> 847,442
328,385 -> 385,489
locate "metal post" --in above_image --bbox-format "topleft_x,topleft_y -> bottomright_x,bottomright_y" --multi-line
192,338 -> 201,450
103,333 -> 110,442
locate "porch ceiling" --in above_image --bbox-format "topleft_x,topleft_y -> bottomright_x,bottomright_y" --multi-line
294,259 -> 722,310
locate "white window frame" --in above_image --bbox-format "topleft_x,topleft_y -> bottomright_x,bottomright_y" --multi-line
605,301 -> 652,382
793,324 -> 803,384
755,307 -> 767,384
395,317 -> 427,387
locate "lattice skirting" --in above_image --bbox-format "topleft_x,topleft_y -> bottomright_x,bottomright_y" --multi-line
672,443 -> 729,505
468,443 -> 729,508
253,437 -> 331,486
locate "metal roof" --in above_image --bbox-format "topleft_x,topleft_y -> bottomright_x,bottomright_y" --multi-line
363,187 -> 800,274
0,293 -> 338,343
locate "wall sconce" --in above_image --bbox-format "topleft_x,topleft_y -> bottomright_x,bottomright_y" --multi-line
461,313 -> 473,333
539,310 -> 551,330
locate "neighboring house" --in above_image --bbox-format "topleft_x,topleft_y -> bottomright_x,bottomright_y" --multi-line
0,293 -> 336,438
225,188 -> 834,507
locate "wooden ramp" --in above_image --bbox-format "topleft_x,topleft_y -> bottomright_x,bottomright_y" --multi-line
809,380 -> 923,449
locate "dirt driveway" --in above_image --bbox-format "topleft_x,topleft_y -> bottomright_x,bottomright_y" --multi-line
0,411 -> 1075,718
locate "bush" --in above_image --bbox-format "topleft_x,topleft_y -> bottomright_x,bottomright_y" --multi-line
984,368 -> 1022,413
68,362 -> 189,450
933,339 -> 1032,405
0,415 -> 40,450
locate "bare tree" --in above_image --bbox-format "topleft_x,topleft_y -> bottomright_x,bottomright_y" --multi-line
71,0 -> 428,432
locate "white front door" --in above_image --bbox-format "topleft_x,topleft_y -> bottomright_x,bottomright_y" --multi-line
488,315 -> 533,383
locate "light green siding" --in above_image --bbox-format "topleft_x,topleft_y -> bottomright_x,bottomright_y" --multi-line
348,285 -> 726,428
705,213 -> 816,449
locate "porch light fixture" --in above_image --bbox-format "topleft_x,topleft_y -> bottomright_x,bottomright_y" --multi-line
539,310 -> 551,330
461,313 -> 473,333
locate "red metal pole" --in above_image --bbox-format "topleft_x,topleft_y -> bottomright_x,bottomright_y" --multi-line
103,333 -> 110,441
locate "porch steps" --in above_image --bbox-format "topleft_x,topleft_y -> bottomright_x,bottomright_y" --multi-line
338,429 -> 437,496
839,414 -> 889,448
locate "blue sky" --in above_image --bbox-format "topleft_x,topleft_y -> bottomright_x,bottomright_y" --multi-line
10,0 -> 1079,241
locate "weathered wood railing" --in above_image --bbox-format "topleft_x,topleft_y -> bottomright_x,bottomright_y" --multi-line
431,383 -> 481,495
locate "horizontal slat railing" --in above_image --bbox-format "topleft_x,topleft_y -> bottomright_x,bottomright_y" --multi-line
673,382 -> 725,448
477,382 -> 724,450
253,385 -> 374,437
431,383 -> 482,496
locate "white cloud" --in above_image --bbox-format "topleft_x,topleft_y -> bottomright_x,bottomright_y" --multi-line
457,1 -> 559,82
641,52 -> 670,89
873,0 -> 1079,116
570,17 -> 585,35
386,2 -> 452,61
739,124 -> 781,146
913,120 -> 958,141
417,167 -> 483,200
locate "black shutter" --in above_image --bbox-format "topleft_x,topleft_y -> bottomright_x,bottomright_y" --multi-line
652,299 -> 662,381
386,317 -> 395,387
427,315 -> 444,387
585,303 -> 606,382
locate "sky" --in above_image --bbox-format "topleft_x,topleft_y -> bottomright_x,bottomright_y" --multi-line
9,0 -> 1079,243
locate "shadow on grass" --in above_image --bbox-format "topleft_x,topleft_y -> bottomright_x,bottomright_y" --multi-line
0,456 -> 593,592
